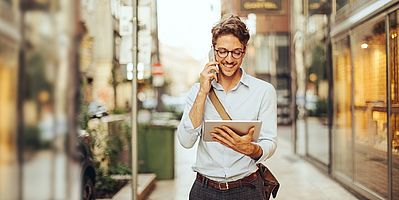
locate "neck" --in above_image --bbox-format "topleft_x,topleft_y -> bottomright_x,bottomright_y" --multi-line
219,69 -> 242,92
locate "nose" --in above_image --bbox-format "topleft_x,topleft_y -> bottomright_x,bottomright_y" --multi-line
225,52 -> 234,62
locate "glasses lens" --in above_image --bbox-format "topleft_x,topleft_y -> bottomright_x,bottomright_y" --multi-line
217,49 -> 228,58
232,50 -> 242,59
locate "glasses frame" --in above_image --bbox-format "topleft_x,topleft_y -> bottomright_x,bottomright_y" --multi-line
214,47 -> 245,59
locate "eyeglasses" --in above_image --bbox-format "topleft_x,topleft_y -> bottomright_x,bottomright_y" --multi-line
215,48 -> 244,59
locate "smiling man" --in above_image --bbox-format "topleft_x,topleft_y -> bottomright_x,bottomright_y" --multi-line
177,14 -> 277,200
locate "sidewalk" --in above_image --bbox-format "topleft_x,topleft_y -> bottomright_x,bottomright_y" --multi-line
115,126 -> 359,200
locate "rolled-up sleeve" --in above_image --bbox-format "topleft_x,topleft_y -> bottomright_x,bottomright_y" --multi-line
177,84 -> 203,149
255,84 -> 277,163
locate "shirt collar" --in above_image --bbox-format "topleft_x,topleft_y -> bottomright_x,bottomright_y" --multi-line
211,68 -> 251,91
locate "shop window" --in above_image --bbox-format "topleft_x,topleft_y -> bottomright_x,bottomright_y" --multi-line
306,42 -> 329,165
0,37 -> 19,200
350,17 -> 388,199
332,36 -> 353,179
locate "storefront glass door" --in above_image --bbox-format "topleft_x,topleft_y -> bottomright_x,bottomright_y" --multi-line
350,16 -> 388,199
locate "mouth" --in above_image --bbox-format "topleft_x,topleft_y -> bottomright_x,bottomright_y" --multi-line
222,63 -> 236,69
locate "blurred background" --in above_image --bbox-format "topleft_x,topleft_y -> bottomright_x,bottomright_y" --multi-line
1,0 -> 399,199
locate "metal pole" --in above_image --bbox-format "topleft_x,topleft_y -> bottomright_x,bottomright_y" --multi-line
17,7 -> 26,200
326,9 -> 333,175
131,0 -> 138,199
385,15 -> 392,200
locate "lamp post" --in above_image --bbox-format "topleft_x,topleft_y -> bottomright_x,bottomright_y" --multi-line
131,0 -> 139,199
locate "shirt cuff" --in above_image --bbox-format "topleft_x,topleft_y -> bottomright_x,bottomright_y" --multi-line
182,115 -> 203,136
255,140 -> 277,164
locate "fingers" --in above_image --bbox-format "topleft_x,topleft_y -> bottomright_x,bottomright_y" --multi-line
205,62 -> 219,69
219,126 -> 241,140
213,127 -> 236,145
210,131 -> 236,150
205,64 -> 219,74
216,126 -> 255,142
201,64 -> 219,83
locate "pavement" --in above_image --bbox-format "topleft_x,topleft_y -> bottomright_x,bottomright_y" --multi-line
114,126 -> 359,200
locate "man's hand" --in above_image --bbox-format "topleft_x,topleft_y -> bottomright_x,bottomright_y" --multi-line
210,126 -> 262,159
199,62 -> 219,94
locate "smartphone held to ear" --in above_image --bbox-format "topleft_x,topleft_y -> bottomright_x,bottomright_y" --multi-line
208,48 -> 219,80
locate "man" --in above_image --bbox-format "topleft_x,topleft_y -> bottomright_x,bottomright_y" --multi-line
177,14 -> 277,200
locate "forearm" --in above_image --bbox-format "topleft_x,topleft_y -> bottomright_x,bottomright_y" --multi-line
189,90 -> 207,128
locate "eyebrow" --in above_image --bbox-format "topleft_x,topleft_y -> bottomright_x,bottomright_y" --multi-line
216,47 -> 244,51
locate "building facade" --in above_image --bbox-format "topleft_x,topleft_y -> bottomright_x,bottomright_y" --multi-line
331,0 -> 399,199
0,0 -> 83,199
292,0 -> 399,199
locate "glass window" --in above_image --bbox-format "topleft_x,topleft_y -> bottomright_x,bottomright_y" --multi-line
389,10 -> 399,200
253,34 -> 291,125
306,42 -> 329,165
351,17 -> 388,199
332,36 -> 353,179
0,35 -> 19,200
20,10 -> 79,199
336,0 -> 349,11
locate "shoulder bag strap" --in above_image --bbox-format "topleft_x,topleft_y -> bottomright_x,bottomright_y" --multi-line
209,88 -> 231,120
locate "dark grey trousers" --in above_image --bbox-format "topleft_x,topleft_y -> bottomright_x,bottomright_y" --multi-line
189,173 -> 266,200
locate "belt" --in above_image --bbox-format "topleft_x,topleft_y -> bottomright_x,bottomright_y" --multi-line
196,171 -> 259,191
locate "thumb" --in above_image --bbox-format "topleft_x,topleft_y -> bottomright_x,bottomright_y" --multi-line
248,127 -> 255,136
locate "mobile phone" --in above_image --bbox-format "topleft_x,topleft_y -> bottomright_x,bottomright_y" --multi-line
208,48 -> 219,79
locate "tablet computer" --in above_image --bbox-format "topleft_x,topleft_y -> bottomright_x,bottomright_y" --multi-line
203,120 -> 262,142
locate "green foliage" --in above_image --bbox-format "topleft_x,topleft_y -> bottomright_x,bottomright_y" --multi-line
112,107 -> 127,114
109,164 -> 131,175
106,121 -> 132,173
88,118 -> 132,198
79,103 -> 90,130
94,162 -> 118,193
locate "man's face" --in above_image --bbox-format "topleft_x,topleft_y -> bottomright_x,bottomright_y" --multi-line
214,34 -> 245,77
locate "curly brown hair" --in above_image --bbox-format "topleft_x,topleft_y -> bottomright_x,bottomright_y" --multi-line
211,14 -> 250,48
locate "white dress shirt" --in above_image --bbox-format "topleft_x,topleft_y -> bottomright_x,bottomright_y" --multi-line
177,68 -> 277,182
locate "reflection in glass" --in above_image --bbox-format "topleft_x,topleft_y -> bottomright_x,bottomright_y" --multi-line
389,10 -> 399,200
0,33 -> 19,200
351,18 -> 388,199
21,11 -> 62,199
332,37 -> 353,179
336,0 -> 349,11
307,43 -> 329,165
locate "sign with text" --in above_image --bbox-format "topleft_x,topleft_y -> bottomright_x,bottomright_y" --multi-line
241,0 -> 281,12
